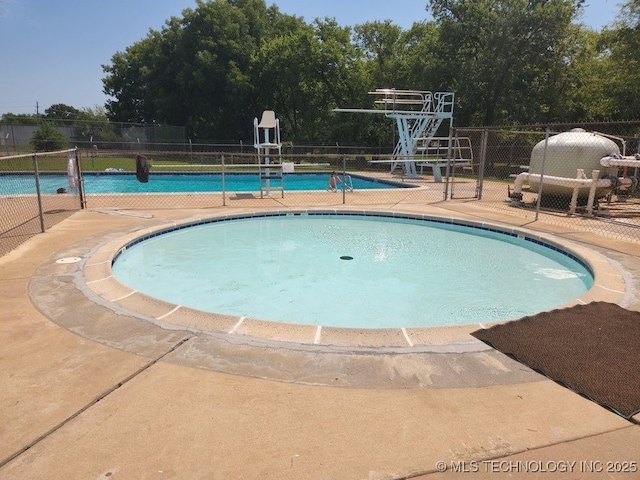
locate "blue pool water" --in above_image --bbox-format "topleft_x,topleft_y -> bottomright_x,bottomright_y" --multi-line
0,173 -> 402,194
111,212 -> 593,329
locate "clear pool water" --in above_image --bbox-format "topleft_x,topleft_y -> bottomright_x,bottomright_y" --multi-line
0,173 -> 401,194
111,213 -> 593,329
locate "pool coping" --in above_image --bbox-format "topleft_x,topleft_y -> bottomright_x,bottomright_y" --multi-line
79,208 -> 625,350
25,207 -> 628,388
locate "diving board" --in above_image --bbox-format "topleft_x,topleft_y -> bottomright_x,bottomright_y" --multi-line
334,88 -> 455,178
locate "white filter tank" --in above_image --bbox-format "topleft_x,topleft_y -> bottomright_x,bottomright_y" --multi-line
529,129 -> 620,198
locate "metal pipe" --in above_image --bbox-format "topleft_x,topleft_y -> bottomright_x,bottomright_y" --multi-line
600,155 -> 640,168
593,131 -> 627,155
587,170 -> 600,215
510,170 -> 638,215
512,172 -> 614,194
569,169 -> 585,214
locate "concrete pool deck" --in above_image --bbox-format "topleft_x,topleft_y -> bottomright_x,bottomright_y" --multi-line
1,200 -> 639,479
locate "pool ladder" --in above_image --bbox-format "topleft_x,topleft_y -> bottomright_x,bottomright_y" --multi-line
344,175 -> 354,192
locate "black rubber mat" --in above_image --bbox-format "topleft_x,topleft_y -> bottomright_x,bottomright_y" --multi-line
471,302 -> 640,420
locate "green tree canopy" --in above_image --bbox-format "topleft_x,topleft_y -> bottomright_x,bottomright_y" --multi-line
427,0 -> 586,126
97,0 -> 639,145
0,113 -> 38,126
30,122 -> 68,151
103,0 -> 268,141
44,104 -> 82,121
595,0 -> 640,120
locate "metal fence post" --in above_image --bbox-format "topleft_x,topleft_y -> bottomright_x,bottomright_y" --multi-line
477,129 -> 489,200
75,148 -> 86,209
443,127 -> 454,201
342,155 -> 347,204
534,128 -> 551,221
32,154 -> 46,233
221,154 -> 226,206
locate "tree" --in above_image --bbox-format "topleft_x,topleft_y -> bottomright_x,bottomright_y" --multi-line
103,35 -> 163,124
393,21 -> 444,91
0,113 -> 37,126
103,0 -> 269,141
101,0 -> 375,144
45,104 -> 81,121
30,122 -> 67,151
354,20 -> 404,87
254,18 -> 369,144
174,0 -> 262,141
72,107 -> 119,147
101,0 -> 631,144
595,0 -> 640,120
427,0 -> 586,126
556,28 -> 616,121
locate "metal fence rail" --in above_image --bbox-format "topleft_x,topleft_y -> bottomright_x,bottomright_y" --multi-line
3,123 -> 640,257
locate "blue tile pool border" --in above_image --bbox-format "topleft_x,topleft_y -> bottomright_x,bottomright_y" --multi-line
110,210 -> 594,279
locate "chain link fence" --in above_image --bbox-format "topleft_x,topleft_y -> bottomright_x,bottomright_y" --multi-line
0,121 -> 187,154
458,125 -> 640,241
3,122 -> 640,257
0,149 -> 82,256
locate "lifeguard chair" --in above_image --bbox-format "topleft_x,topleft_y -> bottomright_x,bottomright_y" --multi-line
253,110 -> 283,197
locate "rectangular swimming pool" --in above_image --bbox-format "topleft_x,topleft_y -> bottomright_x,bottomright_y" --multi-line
1,172 -> 413,195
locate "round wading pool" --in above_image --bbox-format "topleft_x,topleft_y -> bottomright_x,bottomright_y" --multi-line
110,212 -> 594,329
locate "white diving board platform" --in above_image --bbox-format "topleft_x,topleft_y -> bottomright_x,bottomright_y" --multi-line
334,88 -> 456,178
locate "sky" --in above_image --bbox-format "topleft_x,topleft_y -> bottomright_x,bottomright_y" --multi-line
0,0 -> 622,117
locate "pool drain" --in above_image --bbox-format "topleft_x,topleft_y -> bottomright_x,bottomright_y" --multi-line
340,256 -> 353,260
56,257 -> 82,264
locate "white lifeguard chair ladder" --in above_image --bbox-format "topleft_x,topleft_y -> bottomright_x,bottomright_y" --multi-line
334,89 -> 455,178
253,110 -> 283,197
